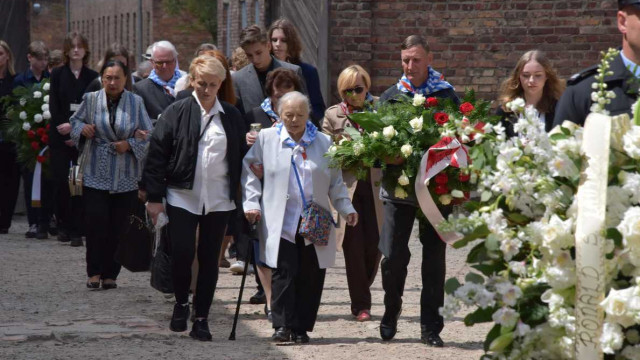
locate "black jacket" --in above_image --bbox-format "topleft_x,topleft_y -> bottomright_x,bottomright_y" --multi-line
497,106 -> 556,137
243,106 -> 275,131
553,53 -> 638,127
143,96 -> 246,203
133,78 -> 176,121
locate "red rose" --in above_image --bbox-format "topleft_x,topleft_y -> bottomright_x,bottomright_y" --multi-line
41,135 -> 49,144
31,141 -> 40,150
27,130 -> 36,139
435,173 -> 448,185
36,127 -> 45,136
46,124 -> 50,130
459,102 -> 474,115
435,184 -> 448,195
425,97 -> 438,107
37,155 -> 46,163
434,112 -> 449,125
464,191 -> 470,200
459,173 -> 471,182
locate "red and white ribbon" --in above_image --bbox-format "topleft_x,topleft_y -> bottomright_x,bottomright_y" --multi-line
415,137 -> 468,244
31,145 -> 49,208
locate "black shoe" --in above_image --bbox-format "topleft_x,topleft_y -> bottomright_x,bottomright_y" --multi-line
189,319 -> 212,341
292,330 -> 309,344
57,230 -> 70,242
48,218 -> 58,236
170,303 -> 190,332
271,327 -> 291,342
35,225 -> 48,239
25,224 -> 38,238
86,281 -> 100,289
380,307 -> 402,341
70,237 -> 83,247
250,289 -> 267,304
421,327 -> 444,347
264,304 -> 272,322
101,280 -> 117,290
0,228 -> 8,234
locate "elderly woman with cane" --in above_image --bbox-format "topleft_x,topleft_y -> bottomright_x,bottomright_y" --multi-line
144,55 -> 245,341
242,91 -> 357,343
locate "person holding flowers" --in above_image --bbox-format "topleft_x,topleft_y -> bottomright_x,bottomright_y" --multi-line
321,64 -> 383,322
49,31 -> 98,246
377,35 -> 459,347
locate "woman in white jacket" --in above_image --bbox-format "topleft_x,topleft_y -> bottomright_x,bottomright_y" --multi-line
242,91 -> 357,343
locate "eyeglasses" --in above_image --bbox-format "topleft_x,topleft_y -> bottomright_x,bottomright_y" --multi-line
344,86 -> 365,95
152,59 -> 175,67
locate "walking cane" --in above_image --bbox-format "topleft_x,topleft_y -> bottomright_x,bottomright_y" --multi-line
229,222 -> 257,340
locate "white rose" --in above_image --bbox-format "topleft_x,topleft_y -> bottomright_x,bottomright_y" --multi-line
353,142 -> 364,156
382,125 -> 397,140
370,131 -> 380,139
19,111 -> 27,120
44,95 -> 49,104
600,322 -> 624,354
33,91 -> 42,98
451,189 -> 464,198
400,144 -> 413,157
42,110 -> 51,120
398,171 -> 409,186
43,82 -> 50,91
33,114 -> 43,123
41,104 -> 49,112
624,126 -> 640,160
22,122 -> 31,131
439,194 -> 452,205
412,93 -> 426,107
394,186 -> 408,199
600,287 -> 637,327
328,145 -> 338,154
409,116 -> 423,132
492,307 -> 519,328
19,98 -> 27,106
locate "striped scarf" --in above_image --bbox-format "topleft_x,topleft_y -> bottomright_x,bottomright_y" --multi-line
148,69 -> 182,97
260,97 -> 280,124
276,120 -> 317,150
396,66 -> 454,96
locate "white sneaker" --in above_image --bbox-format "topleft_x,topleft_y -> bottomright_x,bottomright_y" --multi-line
230,261 -> 245,274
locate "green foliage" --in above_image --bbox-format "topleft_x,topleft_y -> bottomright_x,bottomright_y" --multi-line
518,283 -> 550,326
444,277 -> 462,295
484,324 -> 502,352
464,305 -> 497,326
162,0 -> 218,41
453,224 -> 490,249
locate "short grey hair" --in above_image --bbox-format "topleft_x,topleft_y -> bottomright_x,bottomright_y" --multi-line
151,40 -> 178,59
277,91 -> 310,115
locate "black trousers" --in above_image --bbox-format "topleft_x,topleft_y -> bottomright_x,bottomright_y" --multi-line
271,235 -> 326,332
378,201 -> 447,335
167,204 -> 231,318
83,188 -> 136,279
0,142 -> 20,230
21,167 -> 53,227
50,146 -> 82,236
343,180 -> 381,315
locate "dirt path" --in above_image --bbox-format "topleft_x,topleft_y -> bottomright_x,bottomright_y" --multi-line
0,215 -> 489,360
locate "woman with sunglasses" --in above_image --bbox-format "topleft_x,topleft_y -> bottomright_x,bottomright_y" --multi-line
321,65 -> 383,322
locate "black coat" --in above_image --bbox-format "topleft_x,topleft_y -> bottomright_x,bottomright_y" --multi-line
243,106 -> 275,131
143,96 -> 246,203
0,70 -> 15,126
553,53 -> 638,127
48,65 -> 99,148
133,78 -> 176,121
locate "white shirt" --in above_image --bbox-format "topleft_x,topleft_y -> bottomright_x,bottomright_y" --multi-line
166,93 -> 236,215
281,127 -> 313,243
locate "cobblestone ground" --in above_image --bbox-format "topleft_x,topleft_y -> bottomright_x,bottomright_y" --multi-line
0,215 -> 489,360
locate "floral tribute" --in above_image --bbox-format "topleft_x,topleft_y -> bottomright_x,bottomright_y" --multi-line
1,80 -> 51,170
326,90 -> 504,205
439,49 -> 640,359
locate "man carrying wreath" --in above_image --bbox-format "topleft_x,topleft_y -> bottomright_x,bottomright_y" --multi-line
377,35 -> 459,347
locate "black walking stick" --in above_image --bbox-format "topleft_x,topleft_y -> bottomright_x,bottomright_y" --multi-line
229,222 -> 257,340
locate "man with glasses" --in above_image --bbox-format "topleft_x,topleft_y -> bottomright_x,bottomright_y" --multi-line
377,35 -> 459,348
133,40 -> 182,122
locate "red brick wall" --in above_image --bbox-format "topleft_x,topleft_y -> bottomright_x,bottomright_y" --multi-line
329,0 -> 620,104
30,0 -> 67,56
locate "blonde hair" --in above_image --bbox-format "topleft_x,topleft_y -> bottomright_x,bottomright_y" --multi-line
189,55 -> 226,82
0,40 -> 15,76
337,65 -> 371,101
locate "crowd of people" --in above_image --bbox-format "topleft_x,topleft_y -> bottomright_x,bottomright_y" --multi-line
1,0 -> 639,346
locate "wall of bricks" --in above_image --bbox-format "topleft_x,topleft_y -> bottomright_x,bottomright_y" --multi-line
30,0 -> 67,60
329,0 -> 620,104
217,0 -> 266,59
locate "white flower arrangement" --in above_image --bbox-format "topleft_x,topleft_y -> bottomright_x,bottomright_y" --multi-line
382,125 -> 397,140
33,91 -> 42,99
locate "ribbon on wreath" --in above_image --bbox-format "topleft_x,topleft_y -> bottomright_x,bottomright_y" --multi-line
573,113 -> 610,360
31,145 -> 49,208
414,136 -> 467,244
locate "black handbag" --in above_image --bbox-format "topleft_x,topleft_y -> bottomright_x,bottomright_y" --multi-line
150,225 -> 174,294
115,200 -> 154,272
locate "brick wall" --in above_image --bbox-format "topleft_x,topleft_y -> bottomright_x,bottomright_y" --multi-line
30,0 -> 67,57
329,0 -> 620,104
218,0 -> 266,59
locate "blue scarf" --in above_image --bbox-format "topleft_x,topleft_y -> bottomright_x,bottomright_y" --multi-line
396,66 -> 454,96
148,69 -> 182,97
276,120 -> 317,149
260,97 -> 280,123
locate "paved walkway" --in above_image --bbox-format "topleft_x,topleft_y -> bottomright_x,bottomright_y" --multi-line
0,215 -> 489,359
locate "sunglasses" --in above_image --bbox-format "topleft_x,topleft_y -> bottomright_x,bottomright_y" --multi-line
344,86 -> 365,95
152,59 -> 175,67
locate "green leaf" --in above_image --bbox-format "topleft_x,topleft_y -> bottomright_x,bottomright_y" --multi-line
549,133 -> 568,141
464,306 -> 496,326
466,241 -> 489,263
519,304 -> 548,324
484,324 -> 502,352
465,272 -> 485,284
444,278 -> 462,295
472,262 -> 506,277
343,126 -> 362,140
348,112 -> 386,131
606,228 -> 623,248
453,224 -> 490,249
506,212 -> 530,226
489,332 -> 514,352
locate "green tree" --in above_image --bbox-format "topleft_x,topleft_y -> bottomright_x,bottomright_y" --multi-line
163,0 -> 217,42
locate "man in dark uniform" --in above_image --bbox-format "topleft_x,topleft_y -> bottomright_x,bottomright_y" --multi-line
377,35 -> 459,347
553,0 -> 640,126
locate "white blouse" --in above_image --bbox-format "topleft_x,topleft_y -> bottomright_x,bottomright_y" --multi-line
166,93 -> 236,215
280,128 -> 313,243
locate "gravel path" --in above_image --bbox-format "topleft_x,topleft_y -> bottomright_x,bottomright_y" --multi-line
0,215 -> 489,360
